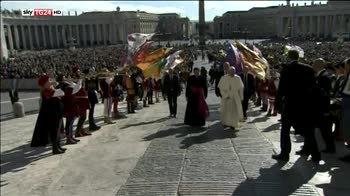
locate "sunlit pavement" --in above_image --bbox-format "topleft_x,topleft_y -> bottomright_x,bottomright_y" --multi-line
1,59 -> 349,196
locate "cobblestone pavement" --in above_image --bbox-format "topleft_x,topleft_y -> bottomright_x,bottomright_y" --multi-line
1,59 -> 349,196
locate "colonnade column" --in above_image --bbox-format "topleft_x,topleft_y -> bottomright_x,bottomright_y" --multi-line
34,25 -> 40,48
317,16 -> 321,37
102,24 -> 107,45
7,25 -> 14,50
75,25 -> 80,46
28,25 -> 33,49
303,16 -> 307,36
13,26 -> 20,49
324,15 -> 329,38
48,25 -> 54,48
62,25 -> 67,47
82,25 -> 87,46
20,25 -> 27,49
41,25 -> 47,48
332,15 -> 337,33
55,25 -> 60,48
90,24 -> 94,46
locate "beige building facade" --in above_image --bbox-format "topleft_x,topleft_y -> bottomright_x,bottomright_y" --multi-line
157,13 -> 191,40
1,8 -> 191,59
214,1 -> 350,39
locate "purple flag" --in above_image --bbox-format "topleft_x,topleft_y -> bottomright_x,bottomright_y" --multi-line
225,44 -> 243,74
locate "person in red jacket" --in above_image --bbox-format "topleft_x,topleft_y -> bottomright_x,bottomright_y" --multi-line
72,65 -> 92,137
31,74 -> 66,154
61,79 -> 81,145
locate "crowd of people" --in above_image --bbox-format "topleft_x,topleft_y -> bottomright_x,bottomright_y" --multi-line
4,39 -> 349,163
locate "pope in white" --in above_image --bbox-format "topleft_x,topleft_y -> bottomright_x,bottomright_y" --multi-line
218,66 -> 244,129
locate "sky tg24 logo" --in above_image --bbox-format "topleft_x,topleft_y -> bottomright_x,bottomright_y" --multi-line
21,9 -> 63,16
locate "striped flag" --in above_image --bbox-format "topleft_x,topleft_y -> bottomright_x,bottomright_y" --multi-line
253,45 -> 262,57
235,40 -> 269,80
166,50 -> 184,69
127,33 -> 154,55
137,58 -> 167,78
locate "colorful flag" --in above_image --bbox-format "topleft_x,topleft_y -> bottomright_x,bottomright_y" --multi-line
225,43 -> 243,74
142,47 -> 172,63
166,50 -> 184,69
253,45 -> 262,57
135,41 -> 154,62
139,58 -> 167,78
127,33 -> 154,54
235,40 -> 269,80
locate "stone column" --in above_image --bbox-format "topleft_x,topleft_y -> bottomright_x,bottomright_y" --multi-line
0,16 -> 8,59
27,25 -> 33,49
55,25 -> 60,48
42,25 -> 47,48
13,26 -> 20,49
341,14 -> 345,32
34,25 -> 40,48
303,16 -> 307,36
7,25 -> 14,50
62,25 -> 67,47
324,15 -> 329,38
48,25 -> 54,48
82,24 -> 87,46
317,16 -> 321,37
90,24 -> 94,46
96,24 -> 101,45
75,25 -> 80,46
102,24 -> 107,45
20,25 -> 27,49
332,15 -> 337,34
68,25 -> 73,45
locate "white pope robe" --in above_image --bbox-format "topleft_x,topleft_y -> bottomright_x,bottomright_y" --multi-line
218,74 -> 244,128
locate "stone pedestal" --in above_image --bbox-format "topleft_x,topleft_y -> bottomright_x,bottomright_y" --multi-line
13,102 -> 25,118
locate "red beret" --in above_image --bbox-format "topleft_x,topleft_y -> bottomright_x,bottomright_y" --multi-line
38,74 -> 49,87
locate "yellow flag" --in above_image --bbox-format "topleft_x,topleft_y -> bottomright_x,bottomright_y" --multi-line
235,40 -> 269,80
142,47 -> 172,63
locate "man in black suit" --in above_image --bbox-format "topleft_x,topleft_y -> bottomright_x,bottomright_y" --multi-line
312,58 -> 336,153
241,68 -> 255,120
164,69 -> 181,118
273,50 -> 321,162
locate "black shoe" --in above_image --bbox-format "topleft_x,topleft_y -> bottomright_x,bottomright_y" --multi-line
169,114 -> 173,118
272,154 -> 289,161
58,146 -> 67,152
53,148 -> 65,154
173,115 -> 176,118
321,148 -> 336,154
295,149 -> 310,156
89,125 -> 101,131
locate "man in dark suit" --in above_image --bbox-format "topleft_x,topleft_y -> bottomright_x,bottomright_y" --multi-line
163,69 -> 181,118
273,50 -> 321,163
312,58 -> 336,153
241,68 -> 255,119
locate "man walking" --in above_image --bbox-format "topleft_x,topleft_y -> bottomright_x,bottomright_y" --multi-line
273,50 -> 321,163
163,69 -> 181,118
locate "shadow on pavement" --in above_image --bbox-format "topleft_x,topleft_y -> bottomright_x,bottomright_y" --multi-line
180,122 -> 237,149
231,157 -> 321,195
1,143 -> 52,177
262,122 -> 281,132
248,116 -> 269,124
143,125 -> 195,141
120,116 -> 171,129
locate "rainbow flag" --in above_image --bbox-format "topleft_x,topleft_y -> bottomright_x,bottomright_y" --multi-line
140,47 -> 172,63
138,58 -> 167,78
235,40 -> 269,80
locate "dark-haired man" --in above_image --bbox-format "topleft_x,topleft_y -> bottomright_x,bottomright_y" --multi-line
273,50 -> 321,163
